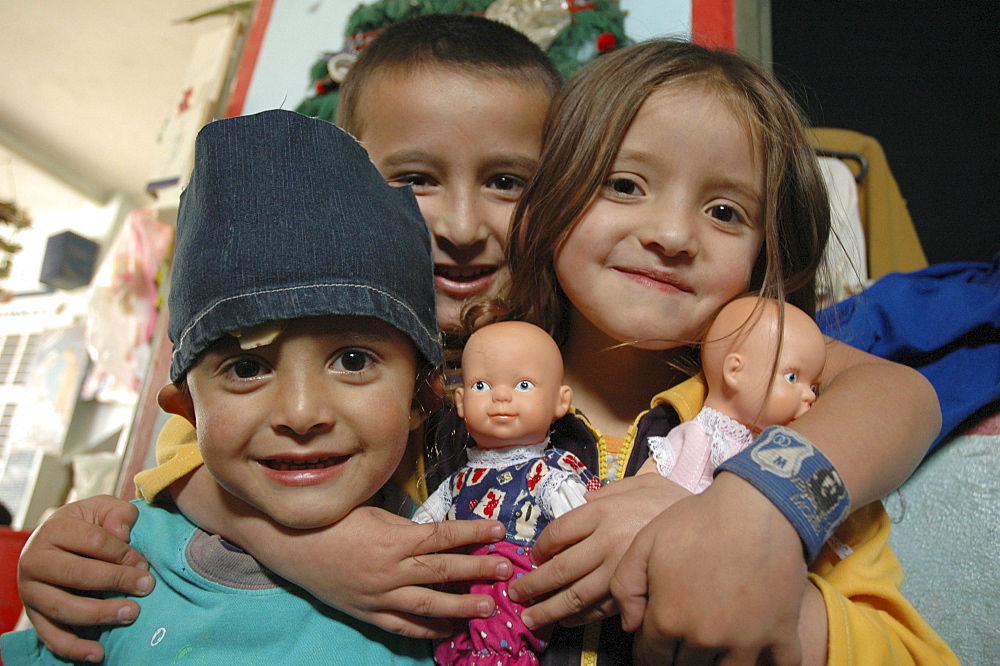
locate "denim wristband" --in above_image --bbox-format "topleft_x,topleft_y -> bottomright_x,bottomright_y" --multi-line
715,425 -> 851,562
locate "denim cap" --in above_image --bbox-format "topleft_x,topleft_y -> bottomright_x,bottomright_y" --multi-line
168,109 -> 440,381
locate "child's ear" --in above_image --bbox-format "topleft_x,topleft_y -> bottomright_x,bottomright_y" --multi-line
157,383 -> 196,425
554,385 -> 573,420
453,387 -> 466,420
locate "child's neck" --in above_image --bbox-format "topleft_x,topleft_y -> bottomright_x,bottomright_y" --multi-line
561,313 -> 687,439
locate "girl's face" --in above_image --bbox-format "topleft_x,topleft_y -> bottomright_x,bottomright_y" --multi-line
555,84 -> 765,349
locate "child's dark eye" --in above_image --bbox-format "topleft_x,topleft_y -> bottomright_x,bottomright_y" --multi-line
391,173 -> 433,189
471,380 -> 491,392
515,380 -> 535,392
708,205 -> 742,224
607,177 -> 642,196
333,350 -> 375,373
488,174 -> 525,192
225,358 -> 265,379
784,371 -> 798,384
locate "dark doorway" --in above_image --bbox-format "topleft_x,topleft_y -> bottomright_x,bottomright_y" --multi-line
771,1 -> 999,264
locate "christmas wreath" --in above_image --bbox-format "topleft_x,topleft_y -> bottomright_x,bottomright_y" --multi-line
295,0 -> 629,122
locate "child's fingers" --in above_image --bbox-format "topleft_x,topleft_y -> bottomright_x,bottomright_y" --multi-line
520,578 -> 616,630
357,588 -> 498,638
403,551 -> 512,587
20,579 -> 142,628
408,518 -> 505,555
23,607 -> 107,663
21,508 -> 149,573
393,586 -> 497,624
20,545 -> 153,597
528,505 -> 599,564
515,550 -> 613,628
75,494 -> 141,543
355,608 -> 455,640
609,530 -> 651,633
509,536 -> 599,604
559,595 -> 618,628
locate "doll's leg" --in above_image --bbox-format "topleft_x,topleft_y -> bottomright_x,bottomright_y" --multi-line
435,541 -> 550,665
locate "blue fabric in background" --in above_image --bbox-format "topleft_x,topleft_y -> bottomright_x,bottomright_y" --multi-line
818,252 -> 1000,453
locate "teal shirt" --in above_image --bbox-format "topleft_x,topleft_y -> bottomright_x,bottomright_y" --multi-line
1,501 -> 432,665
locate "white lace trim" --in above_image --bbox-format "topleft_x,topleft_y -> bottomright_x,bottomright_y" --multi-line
647,435 -> 677,477
466,439 -> 550,468
694,407 -> 754,469
412,481 -> 452,524
535,468 -> 587,520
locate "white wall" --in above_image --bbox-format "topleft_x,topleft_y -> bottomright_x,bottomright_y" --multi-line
242,0 -> 693,115
625,0 -> 691,41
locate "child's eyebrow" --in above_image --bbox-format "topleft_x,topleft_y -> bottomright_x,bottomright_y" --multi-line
379,149 -> 442,170
702,175 -> 763,208
332,328 -> 395,345
380,150 -> 537,175
479,154 -> 538,174
612,146 -> 659,169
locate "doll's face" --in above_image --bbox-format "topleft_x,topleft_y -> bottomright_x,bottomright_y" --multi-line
757,315 -> 826,427
704,297 -> 826,432
456,321 -> 572,450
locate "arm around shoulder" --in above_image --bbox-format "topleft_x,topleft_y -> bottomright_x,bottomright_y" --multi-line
792,339 -> 940,506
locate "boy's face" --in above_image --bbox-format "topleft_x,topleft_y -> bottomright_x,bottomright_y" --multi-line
355,67 -> 550,332
160,315 -> 425,530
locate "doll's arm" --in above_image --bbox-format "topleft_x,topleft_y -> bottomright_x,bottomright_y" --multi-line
16,495 -> 154,663
411,476 -> 452,524
175,465 -> 512,638
542,470 -> 590,519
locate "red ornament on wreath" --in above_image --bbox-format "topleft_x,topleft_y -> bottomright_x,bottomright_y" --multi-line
596,31 -> 617,53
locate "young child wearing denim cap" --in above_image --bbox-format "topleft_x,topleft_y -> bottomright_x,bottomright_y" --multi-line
1,109 -> 441,664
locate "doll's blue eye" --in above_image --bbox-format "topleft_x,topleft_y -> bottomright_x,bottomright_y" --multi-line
472,381 -> 490,391
515,380 -> 535,391
784,372 -> 798,384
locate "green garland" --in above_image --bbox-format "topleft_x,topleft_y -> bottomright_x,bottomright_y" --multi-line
295,0 -> 630,122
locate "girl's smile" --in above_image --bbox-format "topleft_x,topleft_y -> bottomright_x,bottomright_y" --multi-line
555,82 -> 764,350
612,266 -> 694,294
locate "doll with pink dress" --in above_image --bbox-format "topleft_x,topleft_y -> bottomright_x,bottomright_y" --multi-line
640,296 -> 828,493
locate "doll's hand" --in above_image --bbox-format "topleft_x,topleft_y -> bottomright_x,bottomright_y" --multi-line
17,495 -> 153,663
508,473 -> 691,630
611,472 -> 807,665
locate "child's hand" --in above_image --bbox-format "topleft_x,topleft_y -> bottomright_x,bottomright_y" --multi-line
173,465 -> 511,638
301,506 -> 512,637
17,495 -> 153,663
611,472 -> 808,664
218,502 -> 512,639
508,473 -> 691,630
